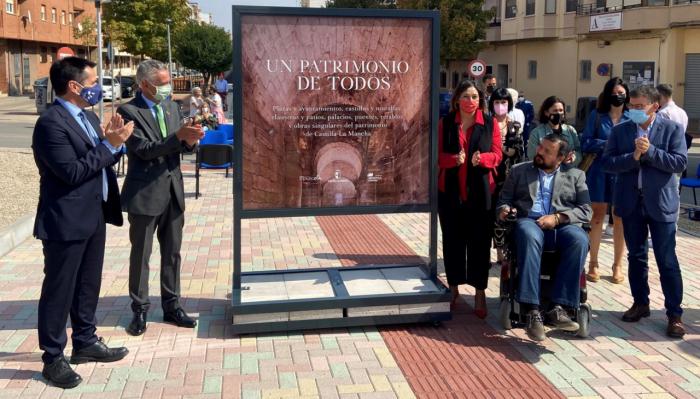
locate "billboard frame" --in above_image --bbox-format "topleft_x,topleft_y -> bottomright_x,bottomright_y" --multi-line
231,6 -> 446,334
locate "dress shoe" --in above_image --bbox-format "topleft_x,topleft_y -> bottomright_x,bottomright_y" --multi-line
622,303 -> 650,322
70,337 -> 129,364
42,357 -> 82,389
126,311 -> 147,336
667,316 -> 686,338
163,308 -> 197,328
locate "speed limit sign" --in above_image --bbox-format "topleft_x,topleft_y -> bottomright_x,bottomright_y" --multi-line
468,59 -> 487,79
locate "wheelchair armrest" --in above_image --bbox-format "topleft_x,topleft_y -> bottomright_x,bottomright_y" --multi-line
582,222 -> 591,232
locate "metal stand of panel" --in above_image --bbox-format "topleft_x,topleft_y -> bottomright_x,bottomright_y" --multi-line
230,6 -> 448,335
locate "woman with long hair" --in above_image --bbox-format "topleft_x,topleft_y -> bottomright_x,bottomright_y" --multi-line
582,77 -> 630,283
438,79 -> 502,318
527,96 -> 582,168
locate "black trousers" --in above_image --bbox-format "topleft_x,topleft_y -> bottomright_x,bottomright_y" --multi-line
438,191 -> 493,290
38,219 -> 105,364
128,194 -> 184,313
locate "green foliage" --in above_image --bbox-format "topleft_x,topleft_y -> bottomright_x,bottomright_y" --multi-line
103,0 -> 192,60
173,22 -> 233,85
73,16 -> 97,60
325,0 -> 396,7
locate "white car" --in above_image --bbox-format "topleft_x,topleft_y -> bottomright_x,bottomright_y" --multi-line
101,77 -> 121,102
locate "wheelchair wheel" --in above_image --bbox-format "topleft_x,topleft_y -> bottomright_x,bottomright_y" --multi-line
500,299 -> 512,330
576,303 -> 592,338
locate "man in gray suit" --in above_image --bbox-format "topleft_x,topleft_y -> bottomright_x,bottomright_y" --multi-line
118,60 -> 204,336
497,134 -> 592,341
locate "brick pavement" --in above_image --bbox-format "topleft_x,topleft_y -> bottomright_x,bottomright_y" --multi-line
0,157 -> 698,398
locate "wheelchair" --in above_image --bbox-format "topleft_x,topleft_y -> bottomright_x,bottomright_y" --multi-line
493,214 -> 592,338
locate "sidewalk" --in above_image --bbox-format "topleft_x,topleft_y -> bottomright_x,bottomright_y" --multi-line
0,159 -> 698,398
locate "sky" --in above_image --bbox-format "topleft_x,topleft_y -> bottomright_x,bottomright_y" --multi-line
195,0 -> 300,30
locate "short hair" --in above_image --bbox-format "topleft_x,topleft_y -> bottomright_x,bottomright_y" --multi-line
538,96 -> 566,124
482,74 -> 495,83
506,88 -> 519,103
597,77 -> 629,114
50,57 -> 96,96
136,59 -> 167,86
629,85 -> 660,104
192,86 -> 202,94
450,79 -> 485,112
488,87 -> 513,114
656,83 -> 673,98
542,133 -> 570,157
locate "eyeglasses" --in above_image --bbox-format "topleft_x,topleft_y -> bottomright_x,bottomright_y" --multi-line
627,103 -> 651,110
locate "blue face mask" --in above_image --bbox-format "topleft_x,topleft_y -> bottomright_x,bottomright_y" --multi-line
76,82 -> 103,106
628,109 -> 650,125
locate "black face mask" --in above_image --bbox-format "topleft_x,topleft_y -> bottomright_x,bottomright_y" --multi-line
610,93 -> 626,107
486,85 -> 495,94
549,113 -> 564,125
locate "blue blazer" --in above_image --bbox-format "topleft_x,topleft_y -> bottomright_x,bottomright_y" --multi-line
601,117 -> 687,222
32,100 -> 123,241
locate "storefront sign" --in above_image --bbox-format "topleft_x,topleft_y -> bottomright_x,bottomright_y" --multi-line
590,12 -> 622,32
238,13 -> 432,211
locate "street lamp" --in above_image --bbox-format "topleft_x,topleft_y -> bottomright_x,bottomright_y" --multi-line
166,18 -> 173,80
95,0 -> 111,120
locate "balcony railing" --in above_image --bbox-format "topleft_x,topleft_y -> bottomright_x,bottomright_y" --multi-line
489,17 -> 501,27
576,0 -> 699,15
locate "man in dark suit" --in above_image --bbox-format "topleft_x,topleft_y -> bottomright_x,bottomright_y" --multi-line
32,57 -> 133,388
118,60 -> 204,336
602,85 -> 688,338
497,134 -> 592,341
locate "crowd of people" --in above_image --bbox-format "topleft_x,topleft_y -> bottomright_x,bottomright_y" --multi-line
439,73 -> 689,342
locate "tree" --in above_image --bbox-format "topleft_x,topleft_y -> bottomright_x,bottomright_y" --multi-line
398,0 -> 493,63
73,16 -> 97,61
325,0 -> 396,7
103,0 -> 191,61
173,22 -> 233,86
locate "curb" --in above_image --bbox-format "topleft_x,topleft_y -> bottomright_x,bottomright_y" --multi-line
0,213 -> 34,258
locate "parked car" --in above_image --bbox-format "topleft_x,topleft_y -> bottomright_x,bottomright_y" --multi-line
117,76 -> 136,98
101,77 -> 121,102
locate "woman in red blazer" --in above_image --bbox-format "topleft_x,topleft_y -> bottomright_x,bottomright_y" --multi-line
438,79 -> 502,318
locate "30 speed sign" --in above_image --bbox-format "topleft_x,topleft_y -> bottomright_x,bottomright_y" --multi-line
467,59 -> 487,79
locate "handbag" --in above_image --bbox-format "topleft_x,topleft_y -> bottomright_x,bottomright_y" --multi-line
579,112 -> 600,172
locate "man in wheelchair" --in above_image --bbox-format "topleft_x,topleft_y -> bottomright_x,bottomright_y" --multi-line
497,134 -> 593,341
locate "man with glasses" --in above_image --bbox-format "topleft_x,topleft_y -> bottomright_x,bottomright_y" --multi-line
602,85 -> 688,338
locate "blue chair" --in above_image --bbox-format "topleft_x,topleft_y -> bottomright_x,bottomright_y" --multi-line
681,163 -> 700,205
220,123 -> 234,145
195,144 -> 233,199
200,129 -> 227,145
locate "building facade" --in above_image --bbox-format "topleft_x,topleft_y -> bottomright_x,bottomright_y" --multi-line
0,0 -> 100,96
458,0 -> 700,133
299,0 -> 327,7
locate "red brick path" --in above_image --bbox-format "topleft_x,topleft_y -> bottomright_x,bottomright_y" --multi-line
318,215 -> 564,398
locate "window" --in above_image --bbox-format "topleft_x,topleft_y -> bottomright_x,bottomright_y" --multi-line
61,11 -> 66,25
440,71 -> 447,88
40,5 -> 46,20
528,60 -> 537,80
5,0 -> 14,14
40,46 -> 48,63
505,0 -> 517,18
23,56 -> 30,88
596,0 -> 605,8
580,60 -> 592,81
51,8 -> 56,23
526,0 -> 536,15
50,47 -> 57,62
69,13 -> 73,25
545,0 -> 556,14
452,71 -> 459,89
566,0 -> 578,13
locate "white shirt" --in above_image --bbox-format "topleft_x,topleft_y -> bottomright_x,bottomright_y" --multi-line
507,108 -> 525,135
190,96 -> 204,117
658,100 -> 688,134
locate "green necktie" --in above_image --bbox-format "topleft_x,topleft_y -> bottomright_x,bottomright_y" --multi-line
154,104 -> 167,138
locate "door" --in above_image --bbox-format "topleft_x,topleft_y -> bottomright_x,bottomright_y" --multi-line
497,64 -> 508,88
684,54 -> 700,134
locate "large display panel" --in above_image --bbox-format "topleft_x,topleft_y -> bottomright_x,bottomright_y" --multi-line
239,14 -> 431,212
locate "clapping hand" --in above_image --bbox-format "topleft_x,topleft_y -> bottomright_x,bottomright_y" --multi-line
176,124 -> 205,146
456,149 -> 466,166
102,114 -> 134,148
471,150 -> 481,167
